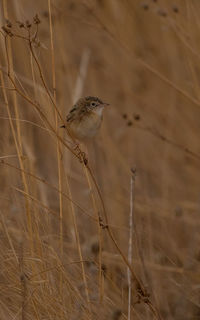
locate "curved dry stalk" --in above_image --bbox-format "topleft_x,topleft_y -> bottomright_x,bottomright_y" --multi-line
127,170 -> 135,320
134,123 -> 200,162
0,116 -> 51,132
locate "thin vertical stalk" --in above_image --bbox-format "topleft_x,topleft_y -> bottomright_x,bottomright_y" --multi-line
48,1 -> 64,311
83,163 -> 103,302
127,169 -> 136,320
19,242 -> 27,320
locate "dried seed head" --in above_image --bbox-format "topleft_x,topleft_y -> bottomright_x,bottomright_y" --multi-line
157,8 -> 167,17
133,114 -> 140,121
127,120 -> 133,126
33,14 -> 41,24
141,3 -> 149,10
175,206 -> 183,217
131,166 -> 137,175
20,274 -> 25,281
2,26 -> 13,36
32,39 -> 41,47
5,19 -> 12,28
2,26 -> 7,33
26,20 -> 31,28
42,11 -> 49,18
91,242 -> 99,255
172,5 -> 179,13
16,20 -> 25,28
112,309 -> 122,320
101,264 -> 107,275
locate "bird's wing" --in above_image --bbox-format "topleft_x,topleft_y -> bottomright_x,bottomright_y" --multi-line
66,105 -> 88,122
66,106 -> 78,122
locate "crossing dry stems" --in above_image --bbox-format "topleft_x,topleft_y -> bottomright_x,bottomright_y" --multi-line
1,1 -> 200,319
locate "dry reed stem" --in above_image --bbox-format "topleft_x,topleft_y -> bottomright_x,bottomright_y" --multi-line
0,116 -> 51,131
47,0 -> 64,308
19,242 -> 27,320
127,169 -> 135,320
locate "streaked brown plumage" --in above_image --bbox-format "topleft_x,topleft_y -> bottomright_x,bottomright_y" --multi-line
62,96 -> 109,141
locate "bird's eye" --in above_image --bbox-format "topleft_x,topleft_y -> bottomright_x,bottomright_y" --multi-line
91,102 -> 96,107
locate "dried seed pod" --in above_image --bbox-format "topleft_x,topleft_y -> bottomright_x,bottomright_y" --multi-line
141,3 -> 149,10
33,14 -> 41,24
5,19 -> 12,28
2,26 -> 13,36
133,114 -> 140,121
112,309 -> 122,320
172,5 -> 179,13
16,20 -> 25,28
26,20 -> 31,28
157,8 -> 167,17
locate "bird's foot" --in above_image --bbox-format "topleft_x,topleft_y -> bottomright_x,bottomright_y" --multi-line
73,144 -> 88,165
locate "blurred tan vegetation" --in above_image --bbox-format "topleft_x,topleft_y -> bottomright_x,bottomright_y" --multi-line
0,0 -> 200,319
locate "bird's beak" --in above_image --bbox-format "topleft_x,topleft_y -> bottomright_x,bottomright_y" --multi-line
102,102 -> 110,107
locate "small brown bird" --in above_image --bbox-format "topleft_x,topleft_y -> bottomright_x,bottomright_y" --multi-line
61,96 -> 109,141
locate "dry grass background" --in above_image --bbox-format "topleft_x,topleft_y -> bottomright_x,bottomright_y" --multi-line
0,0 -> 200,319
